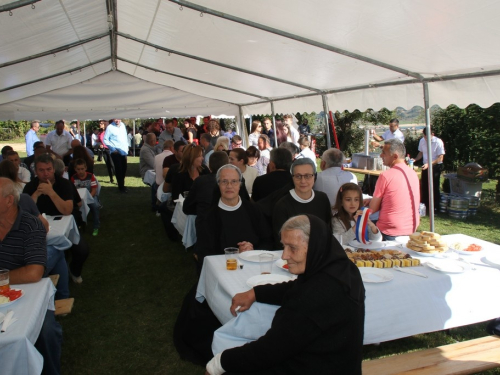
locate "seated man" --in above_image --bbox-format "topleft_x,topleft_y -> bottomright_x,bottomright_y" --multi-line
139,133 -> 157,179
0,178 -> 63,375
195,164 -> 272,267
23,154 -> 90,284
6,150 -> 31,184
272,158 -> 332,247
314,148 -> 357,206
252,148 -> 293,202
25,141 -> 48,180
206,215 -> 365,375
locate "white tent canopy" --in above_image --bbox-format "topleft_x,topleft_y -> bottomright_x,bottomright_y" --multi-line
1,0 -> 500,121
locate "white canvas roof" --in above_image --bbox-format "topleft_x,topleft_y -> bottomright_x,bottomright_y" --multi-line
1,0 -> 500,120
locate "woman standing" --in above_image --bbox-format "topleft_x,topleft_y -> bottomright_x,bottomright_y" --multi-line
248,120 -> 262,148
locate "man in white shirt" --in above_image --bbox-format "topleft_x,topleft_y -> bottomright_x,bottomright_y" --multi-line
159,119 -> 184,145
7,151 -> 31,183
25,120 -> 40,157
155,140 -> 174,186
413,128 -> 445,213
371,118 -> 405,148
314,148 -> 357,206
297,137 -> 317,164
45,120 -> 73,165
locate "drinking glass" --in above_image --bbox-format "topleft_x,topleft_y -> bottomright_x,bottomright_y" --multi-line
259,253 -> 273,274
224,248 -> 239,271
0,269 -> 9,292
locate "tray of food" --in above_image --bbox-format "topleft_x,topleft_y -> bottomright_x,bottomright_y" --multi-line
345,248 -> 420,268
405,231 -> 448,255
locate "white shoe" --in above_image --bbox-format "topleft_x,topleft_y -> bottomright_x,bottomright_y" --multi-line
69,270 -> 83,284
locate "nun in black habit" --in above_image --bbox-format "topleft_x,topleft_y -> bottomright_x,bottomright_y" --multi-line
206,214 -> 365,375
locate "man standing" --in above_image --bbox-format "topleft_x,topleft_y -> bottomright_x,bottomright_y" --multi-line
104,118 -> 129,193
44,120 -> 73,165
25,120 -> 40,157
314,148 -> 357,206
159,119 -> 184,145
413,128 -> 445,213
0,178 -> 62,375
272,158 -> 332,247
261,117 -> 275,147
371,118 -> 405,148
139,133 -> 157,179
200,133 -> 214,165
98,120 -> 115,184
368,139 -> 420,240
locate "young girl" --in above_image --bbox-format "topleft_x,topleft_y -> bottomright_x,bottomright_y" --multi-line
332,183 -> 382,244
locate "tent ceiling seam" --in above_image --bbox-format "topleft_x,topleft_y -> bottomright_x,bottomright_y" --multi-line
168,0 -> 424,81
132,0 -> 163,76
117,57 -> 269,100
57,0 -> 96,75
116,32 -> 322,93
0,33 -> 109,69
115,69 -> 240,107
0,57 -> 111,94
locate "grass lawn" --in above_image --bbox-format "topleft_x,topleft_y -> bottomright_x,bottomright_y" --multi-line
4,144 -> 499,374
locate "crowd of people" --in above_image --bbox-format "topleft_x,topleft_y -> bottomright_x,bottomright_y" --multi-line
0,115 -> 447,374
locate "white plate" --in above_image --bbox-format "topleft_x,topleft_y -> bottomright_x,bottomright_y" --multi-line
274,258 -> 289,272
0,289 -> 24,308
246,274 -> 294,287
424,260 -> 466,273
359,268 -> 393,283
450,244 -> 483,256
348,240 -> 387,250
483,255 -> 500,267
394,236 -> 410,245
402,246 -> 438,257
239,251 -> 281,263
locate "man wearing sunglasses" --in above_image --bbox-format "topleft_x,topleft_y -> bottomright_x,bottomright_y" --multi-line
272,158 -> 331,247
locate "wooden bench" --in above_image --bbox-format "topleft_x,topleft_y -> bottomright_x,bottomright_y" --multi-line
363,335 -> 500,375
48,274 -> 59,287
55,298 -> 74,316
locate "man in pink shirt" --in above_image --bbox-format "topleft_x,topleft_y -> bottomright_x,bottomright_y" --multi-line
369,139 -> 420,240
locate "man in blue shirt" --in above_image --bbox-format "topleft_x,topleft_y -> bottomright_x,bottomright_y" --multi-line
103,118 -> 129,193
25,120 -> 40,157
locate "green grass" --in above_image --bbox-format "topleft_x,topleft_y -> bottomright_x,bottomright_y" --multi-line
4,144 -> 498,374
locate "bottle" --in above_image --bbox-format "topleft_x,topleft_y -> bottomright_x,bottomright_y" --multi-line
405,154 -> 410,165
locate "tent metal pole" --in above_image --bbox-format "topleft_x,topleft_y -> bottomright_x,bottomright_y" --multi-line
169,0 -> 423,80
238,106 -> 247,146
133,120 -> 136,156
0,33 -> 109,69
423,82 -> 434,231
271,102 -> 278,147
0,0 -> 40,12
0,57 -> 110,93
83,121 -> 86,147
321,95 -> 332,150
117,57 -> 268,100
116,32 -> 321,93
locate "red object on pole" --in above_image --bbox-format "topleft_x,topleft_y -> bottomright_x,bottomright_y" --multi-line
329,111 -> 340,149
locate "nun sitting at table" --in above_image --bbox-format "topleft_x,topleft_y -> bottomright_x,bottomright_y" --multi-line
206,214 -> 365,375
195,164 -> 273,267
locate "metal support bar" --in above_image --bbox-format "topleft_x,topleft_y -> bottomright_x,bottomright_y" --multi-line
107,0 -> 117,70
270,102 -> 278,147
0,57 -> 110,93
0,0 -> 41,12
83,121 -> 86,147
117,57 -> 268,100
321,95 -> 332,150
423,82 -> 434,231
116,32 -> 322,93
169,0 -> 423,80
133,119 -> 136,155
238,106 -> 245,143
0,33 -> 109,69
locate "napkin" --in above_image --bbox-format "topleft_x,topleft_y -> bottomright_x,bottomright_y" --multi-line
1,310 -> 17,333
174,195 -> 185,204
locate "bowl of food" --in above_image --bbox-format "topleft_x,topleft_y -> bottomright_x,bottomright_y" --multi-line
449,242 -> 483,255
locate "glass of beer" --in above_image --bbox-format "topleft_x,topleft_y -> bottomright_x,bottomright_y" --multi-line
259,253 -> 274,274
224,248 -> 239,271
0,269 -> 9,292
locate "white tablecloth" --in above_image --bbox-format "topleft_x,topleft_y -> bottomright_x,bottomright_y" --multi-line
171,197 -> 197,248
46,215 -> 80,251
143,170 -> 156,186
196,234 -> 500,354
77,188 -> 95,223
0,278 -> 56,375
